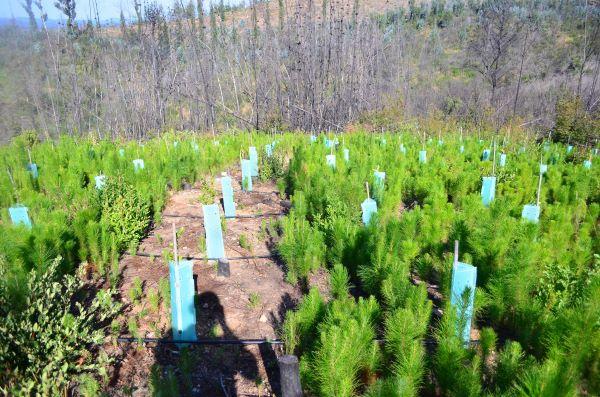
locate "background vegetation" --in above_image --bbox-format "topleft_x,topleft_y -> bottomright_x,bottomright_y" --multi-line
0,0 -> 598,144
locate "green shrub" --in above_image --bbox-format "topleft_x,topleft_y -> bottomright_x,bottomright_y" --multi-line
259,152 -> 285,182
100,176 -> 150,251
553,94 -> 599,146
0,257 -> 120,395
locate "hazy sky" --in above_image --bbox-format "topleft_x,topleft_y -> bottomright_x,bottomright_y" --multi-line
0,0 -> 187,21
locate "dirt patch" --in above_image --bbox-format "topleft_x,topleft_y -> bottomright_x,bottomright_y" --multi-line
106,171 -> 302,396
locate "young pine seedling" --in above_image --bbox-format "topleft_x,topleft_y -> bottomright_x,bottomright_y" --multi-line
129,276 -> 143,304
158,277 -> 170,308
209,323 -> 224,338
248,292 -> 261,309
239,234 -> 251,250
148,288 -> 160,312
197,235 -> 206,254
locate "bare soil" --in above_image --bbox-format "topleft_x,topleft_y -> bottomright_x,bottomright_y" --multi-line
106,169 -> 303,396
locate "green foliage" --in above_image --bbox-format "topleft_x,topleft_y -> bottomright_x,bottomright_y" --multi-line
239,233 -> 251,250
147,288 -> 160,312
158,277 -> 170,308
100,176 -> 150,251
279,131 -> 598,396
0,257 -> 120,395
330,262 -> 351,299
278,211 -> 326,284
129,276 -> 143,304
282,288 -> 326,355
554,94 -> 599,146
248,292 -> 261,309
259,152 -> 285,182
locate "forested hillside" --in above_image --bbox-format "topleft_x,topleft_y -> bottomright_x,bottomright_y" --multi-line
0,0 -> 598,142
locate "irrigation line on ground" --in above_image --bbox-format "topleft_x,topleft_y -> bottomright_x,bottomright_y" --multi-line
162,212 -> 285,219
117,337 -> 284,345
116,337 -> 478,347
134,252 -> 275,261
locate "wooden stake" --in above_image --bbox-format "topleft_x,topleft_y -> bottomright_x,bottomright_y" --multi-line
172,222 -> 179,266
366,182 -> 370,199
492,137 -> 497,176
454,240 -> 459,267
278,355 -> 302,397
537,155 -> 543,207
27,148 -> 32,165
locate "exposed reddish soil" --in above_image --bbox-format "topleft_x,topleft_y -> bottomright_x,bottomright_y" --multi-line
106,168 -> 303,396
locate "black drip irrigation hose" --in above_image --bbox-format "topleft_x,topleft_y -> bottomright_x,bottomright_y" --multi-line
117,337 -> 284,345
162,213 -> 285,219
134,252 -> 275,261
116,337 -> 478,347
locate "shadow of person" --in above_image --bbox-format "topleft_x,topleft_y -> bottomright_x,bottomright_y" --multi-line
195,291 -> 261,396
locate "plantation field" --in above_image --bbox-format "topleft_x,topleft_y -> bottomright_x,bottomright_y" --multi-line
0,130 -> 598,396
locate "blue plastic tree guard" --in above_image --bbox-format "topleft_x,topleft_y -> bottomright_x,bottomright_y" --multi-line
265,143 -> 273,157
241,159 -> 253,191
380,137 -> 387,145
400,144 -> 406,154
438,139 -> 443,146
95,175 -> 106,189
594,148 -> 599,156
499,153 -> 507,167
9,205 -> 32,228
482,149 -> 491,161
481,176 -> 496,206
459,145 -> 465,153
193,143 -> 199,151
221,176 -> 236,218
203,204 -> 225,260
583,160 -> 592,169
540,164 -> 548,174
27,163 -> 38,179
174,141 -> 179,148
133,159 -> 145,172
521,204 -> 540,223
450,261 -> 477,344
519,147 -> 526,154
325,139 -> 334,149
567,145 -> 573,154
343,148 -> 350,162
374,171 -> 385,193
361,198 -> 377,226
419,150 -> 427,164
326,154 -> 336,169
249,147 -> 259,177
310,135 -> 317,143
169,259 -> 197,343
119,148 -> 125,157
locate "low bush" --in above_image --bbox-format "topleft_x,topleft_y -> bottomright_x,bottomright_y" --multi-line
100,176 -> 151,252
0,257 -> 120,395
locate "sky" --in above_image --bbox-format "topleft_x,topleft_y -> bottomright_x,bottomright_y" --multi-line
0,0 -> 187,22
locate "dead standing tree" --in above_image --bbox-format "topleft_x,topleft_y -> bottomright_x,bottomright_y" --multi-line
468,0 -> 521,109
